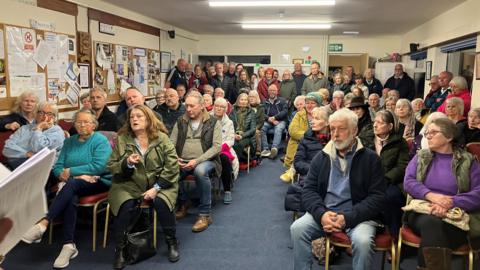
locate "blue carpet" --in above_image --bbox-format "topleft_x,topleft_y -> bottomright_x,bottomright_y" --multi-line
3,158 -> 478,269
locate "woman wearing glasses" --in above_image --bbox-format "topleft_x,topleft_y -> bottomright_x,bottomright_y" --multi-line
21,109 -> 113,269
2,101 -> 64,169
403,118 -> 480,269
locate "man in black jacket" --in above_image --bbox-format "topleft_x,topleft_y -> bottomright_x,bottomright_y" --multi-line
290,108 -> 386,270
260,84 -> 288,159
384,64 -> 415,100
156,88 -> 186,134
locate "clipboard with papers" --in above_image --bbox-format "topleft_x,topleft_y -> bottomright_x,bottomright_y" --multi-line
0,147 -> 56,260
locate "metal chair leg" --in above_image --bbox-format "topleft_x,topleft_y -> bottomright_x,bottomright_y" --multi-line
391,240 -> 396,270
469,249 -> 473,270
103,203 -> 110,248
396,230 -> 403,270
325,237 -> 330,270
247,146 -> 250,174
48,223 -> 53,244
92,201 -> 101,252
153,209 -> 157,249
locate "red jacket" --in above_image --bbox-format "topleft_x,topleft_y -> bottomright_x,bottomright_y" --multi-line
437,89 -> 471,117
188,75 -> 209,93
257,78 -> 280,101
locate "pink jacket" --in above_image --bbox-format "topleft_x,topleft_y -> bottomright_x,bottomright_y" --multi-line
437,89 -> 471,117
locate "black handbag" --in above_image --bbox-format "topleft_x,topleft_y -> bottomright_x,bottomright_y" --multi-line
125,200 -> 157,265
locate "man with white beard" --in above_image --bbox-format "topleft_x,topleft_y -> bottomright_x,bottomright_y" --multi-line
290,108 -> 386,270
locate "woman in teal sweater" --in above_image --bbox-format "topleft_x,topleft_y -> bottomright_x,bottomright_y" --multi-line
21,109 -> 112,269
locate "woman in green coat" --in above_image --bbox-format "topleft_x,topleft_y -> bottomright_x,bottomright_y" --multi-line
108,104 -> 180,268
230,93 -> 256,161
373,110 -> 409,235
248,90 -> 265,155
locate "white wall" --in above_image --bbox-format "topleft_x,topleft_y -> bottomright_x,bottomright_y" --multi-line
401,0 -> 480,107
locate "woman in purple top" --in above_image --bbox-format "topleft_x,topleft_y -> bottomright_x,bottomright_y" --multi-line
403,118 -> 480,270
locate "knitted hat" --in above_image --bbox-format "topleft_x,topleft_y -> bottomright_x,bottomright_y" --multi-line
305,92 -> 323,105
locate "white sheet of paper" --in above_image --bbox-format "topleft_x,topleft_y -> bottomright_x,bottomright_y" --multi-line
57,35 -> 69,83
0,87 -> 6,98
66,81 -> 81,105
6,26 -> 37,77
33,40 -> 53,69
30,73 -> 47,102
120,79 -> 131,93
107,68 -> 115,94
0,30 -> 4,59
0,148 -> 56,257
79,65 -> 89,88
9,76 -> 31,97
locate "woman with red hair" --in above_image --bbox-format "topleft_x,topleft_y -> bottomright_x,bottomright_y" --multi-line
257,68 -> 280,101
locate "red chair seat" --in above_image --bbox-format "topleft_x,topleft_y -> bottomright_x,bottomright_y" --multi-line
330,232 -> 351,245
250,159 -> 258,167
78,192 -> 108,205
400,227 -> 421,245
329,231 -> 393,248
239,162 -> 249,170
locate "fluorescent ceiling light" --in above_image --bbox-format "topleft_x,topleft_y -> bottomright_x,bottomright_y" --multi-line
343,31 -> 359,34
210,1 -> 335,7
242,23 -> 331,29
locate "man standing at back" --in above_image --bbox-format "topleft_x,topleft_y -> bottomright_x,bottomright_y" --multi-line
171,91 -> 222,232
165,58 -> 188,89
292,63 -> 306,97
212,62 -> 235,103
384,64 -> 415,100
290,108 -> 386,270
301,62 -> 329,95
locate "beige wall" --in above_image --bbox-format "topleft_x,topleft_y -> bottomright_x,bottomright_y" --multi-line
0,0 -> 76,35
328,35 -> 402,59
197,34 -> 329,66
401,0 -> 480,108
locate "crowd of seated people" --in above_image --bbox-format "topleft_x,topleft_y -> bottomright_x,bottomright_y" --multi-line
1,59 -> 480,270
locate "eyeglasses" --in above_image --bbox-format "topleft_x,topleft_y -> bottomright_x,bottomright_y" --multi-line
424,129 -> 442,138
214,105 -> 227,109
330,126 -> 348,135
75,121 -> 93,126
37,111 -> 55,117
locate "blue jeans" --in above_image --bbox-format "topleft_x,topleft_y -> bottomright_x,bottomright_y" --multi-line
261,121 -> 286,150
178,160 -> 215,215
46,177 -> 109,244
290,212 -> 377,270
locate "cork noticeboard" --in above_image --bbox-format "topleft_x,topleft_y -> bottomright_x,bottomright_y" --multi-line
92,41 -> 161,104
0,23 -> 78,112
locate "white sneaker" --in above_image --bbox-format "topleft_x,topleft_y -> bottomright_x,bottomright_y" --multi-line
53,243 -> 78,268
261,150 -> 271,157
21,223 -> 46,244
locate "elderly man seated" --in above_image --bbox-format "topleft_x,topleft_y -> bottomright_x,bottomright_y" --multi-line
290,108 -> 386,270
2,101 -> 65,169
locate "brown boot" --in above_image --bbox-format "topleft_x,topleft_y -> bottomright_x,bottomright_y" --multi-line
422,247 -> 451,270
192,215 -> 212,232
175,204 -> 189,220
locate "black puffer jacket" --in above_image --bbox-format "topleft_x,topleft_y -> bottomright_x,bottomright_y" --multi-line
294,129 -> 329,176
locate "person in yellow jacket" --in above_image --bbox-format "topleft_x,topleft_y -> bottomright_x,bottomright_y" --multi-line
280,92 -> 322,182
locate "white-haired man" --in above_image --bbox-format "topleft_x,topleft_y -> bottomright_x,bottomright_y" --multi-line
290,108 -> 386,270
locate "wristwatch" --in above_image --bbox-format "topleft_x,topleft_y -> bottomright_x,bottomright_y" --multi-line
153,183 -> 161,191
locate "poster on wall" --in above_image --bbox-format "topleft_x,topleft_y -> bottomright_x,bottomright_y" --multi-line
160,51 -> 171,73
6,26 -> 37,77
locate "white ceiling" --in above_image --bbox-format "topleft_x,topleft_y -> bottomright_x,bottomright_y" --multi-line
101,0 -> 466,35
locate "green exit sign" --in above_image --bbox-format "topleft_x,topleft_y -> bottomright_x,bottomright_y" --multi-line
329,43 -> 343,52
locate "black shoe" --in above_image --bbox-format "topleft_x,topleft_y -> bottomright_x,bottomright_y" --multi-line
165,233 -> 180,262
113,247 -> 127,269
